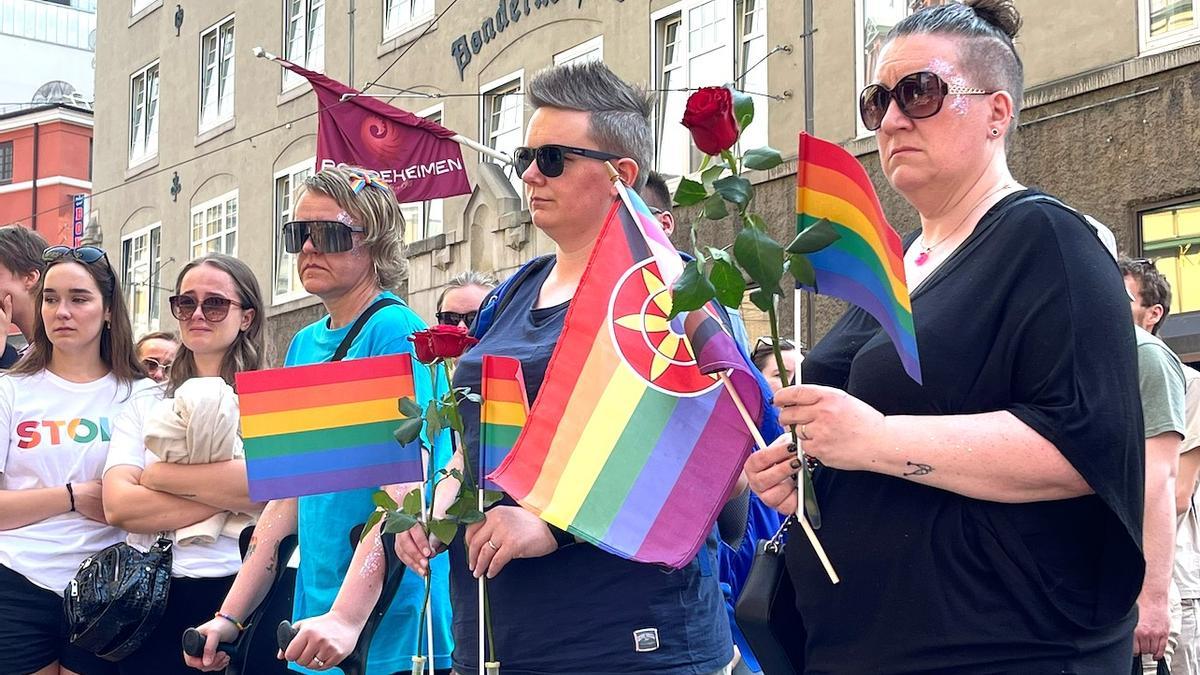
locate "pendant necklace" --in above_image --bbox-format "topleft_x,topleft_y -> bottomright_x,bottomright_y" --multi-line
915,183 -> 1015,266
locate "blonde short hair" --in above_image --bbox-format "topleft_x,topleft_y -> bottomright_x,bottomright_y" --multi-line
300,165 -> 408,289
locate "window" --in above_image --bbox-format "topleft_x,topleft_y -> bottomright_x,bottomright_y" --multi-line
399,106 -> 445,244
129,61 -> 159,165
554,36 -> 604,66
132,0 -> 155,13
199,16 -> 235,131
1141,0 -> 1200,53
385,0 -> 434,39
190,191 -> 238,258
0,142 -> 11,185
480,73 -> 523,195
122,224 -> 161,338
1141,199 -> 1200,316
855,0 -> 949,136
653,1 -> 766,175
283,0 -> 325,90
273,161 -> 312,302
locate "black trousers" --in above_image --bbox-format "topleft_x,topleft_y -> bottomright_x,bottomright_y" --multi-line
116,574 -> 235,675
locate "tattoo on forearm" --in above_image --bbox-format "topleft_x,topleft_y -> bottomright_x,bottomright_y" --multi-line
903,461 -> 934,477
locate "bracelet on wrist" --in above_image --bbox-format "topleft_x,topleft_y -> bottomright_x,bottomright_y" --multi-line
65,482 -> 75,512
214,611 -> 245,632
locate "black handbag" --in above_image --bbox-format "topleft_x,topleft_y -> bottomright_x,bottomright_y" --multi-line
63,536 -> 173,661
1133,657 -> 1171,675
734,516 -> 805,675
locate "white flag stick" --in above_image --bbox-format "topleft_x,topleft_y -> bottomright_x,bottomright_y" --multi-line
478,484 -> 486,675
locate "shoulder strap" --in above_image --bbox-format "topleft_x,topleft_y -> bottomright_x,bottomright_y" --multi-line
471,255 -> 554,340
331,297 -> 403,362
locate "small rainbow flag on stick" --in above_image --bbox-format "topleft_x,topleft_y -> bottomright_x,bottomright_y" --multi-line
480,355 -> 529,492
237,354 -> 424,501
797,132 -> 922,383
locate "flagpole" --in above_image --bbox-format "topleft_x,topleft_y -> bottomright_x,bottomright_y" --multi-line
603,161 -> 837,584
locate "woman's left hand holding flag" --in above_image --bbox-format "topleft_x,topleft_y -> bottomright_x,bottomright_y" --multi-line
466,505 -> 559,579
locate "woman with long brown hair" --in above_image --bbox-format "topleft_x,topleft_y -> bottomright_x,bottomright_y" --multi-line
0,245 -> 147,675
103,254 -> 265,674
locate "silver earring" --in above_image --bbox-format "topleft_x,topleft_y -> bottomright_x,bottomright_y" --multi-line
991,128 -> 1000,136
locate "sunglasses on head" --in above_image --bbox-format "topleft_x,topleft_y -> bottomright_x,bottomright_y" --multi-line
436,310 -> 477,327
859,71 -> 995,131
281,220 -> 366,254
43,245 -> 108,265
754,336 -> 796,351
169,294 -> 244,322
513,144 -> 623,178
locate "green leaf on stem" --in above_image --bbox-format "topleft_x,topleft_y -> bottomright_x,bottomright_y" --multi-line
743,147 -> 783,171
427,518 -> 459,546
401,487 -> 423,515
786,218 -> 840,254
424,400 -> 443,441
788,254 -> 817,288
382,512 -> 420,534
706,246 -> 732,264
393,418 -> 423,446
397,396 -> 422,418
721,150 -> 739,175
482,489 -> 506,508
749,288 -> 775,312
443,403 -> 464,434
700,164 -> 726,190
733,225 -> 785,295
674,177 -> 708,207
802,467 -> 822,529
709,258 -> 746,309
445,494 -> 473,518
713,175 -> 753,209
457,509 -> 485,525
372,490 -> 398,511
731,87 -> 754,131
445,468 -> 464,482
361,509 -> 384,541
669,259 -> 717,319
703,193 -> 729,220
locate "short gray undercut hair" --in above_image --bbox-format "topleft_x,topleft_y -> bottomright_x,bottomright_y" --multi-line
526,61 -> 654,191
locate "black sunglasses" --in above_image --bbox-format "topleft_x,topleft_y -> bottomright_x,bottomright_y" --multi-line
43,245 -> 108,265
169,295 -> 244,322
436,310 -> 477,327
859,71 -> 995,131
282,220 -> 366,254
513,144 -> 623,178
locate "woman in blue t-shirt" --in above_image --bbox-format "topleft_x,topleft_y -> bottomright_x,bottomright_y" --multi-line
185,167 -> 453,675
395,61 -> 734,675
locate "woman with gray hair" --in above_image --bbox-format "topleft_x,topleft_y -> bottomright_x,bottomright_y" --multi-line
185,166 -> 453,674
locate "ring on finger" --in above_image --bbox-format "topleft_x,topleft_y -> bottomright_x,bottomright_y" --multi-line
487,539 -> 499,551
799,424 -> 811,441
314,657 -> 326,668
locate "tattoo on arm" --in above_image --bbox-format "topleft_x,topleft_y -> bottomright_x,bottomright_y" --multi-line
903,461 -> 934,477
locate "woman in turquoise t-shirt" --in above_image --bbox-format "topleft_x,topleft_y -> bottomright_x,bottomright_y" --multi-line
185,167 -> 452,675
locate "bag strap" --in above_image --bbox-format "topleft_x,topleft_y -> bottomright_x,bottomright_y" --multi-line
471,255 -> 554,340
330,297 -> 402,362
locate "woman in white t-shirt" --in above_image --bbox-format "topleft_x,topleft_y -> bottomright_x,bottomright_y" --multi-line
0,245 -> 148,675
103,254 -> 265,675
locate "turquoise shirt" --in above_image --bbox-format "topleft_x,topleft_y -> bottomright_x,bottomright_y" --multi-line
286,292 -> 453,674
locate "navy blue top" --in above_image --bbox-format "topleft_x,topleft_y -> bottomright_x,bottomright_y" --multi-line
450,259 -> 732,675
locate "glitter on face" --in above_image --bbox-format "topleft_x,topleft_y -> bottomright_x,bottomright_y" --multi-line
336,211 -> 355,226
928,58 -> 970,116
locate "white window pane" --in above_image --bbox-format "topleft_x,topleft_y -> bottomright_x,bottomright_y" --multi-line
1149,0 -> 1197,38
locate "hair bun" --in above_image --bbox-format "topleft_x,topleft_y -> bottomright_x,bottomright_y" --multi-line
965,0 -> 1022,39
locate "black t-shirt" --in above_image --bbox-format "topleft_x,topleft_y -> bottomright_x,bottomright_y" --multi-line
788,191 -> 1144,674
450,258 -> 732,675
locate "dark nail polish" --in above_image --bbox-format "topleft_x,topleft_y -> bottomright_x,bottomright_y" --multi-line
788,442 -> 797,453
789,458 -> 802,469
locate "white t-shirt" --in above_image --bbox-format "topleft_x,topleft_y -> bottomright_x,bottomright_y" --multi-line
0,371 -> 135,594
104,384 -> 241,578
1175,366 -> 1200,598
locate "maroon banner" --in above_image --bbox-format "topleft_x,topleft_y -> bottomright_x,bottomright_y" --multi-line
278,59 -> 472,202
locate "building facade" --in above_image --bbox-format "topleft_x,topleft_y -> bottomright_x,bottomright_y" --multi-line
0,103 -> 93,245
91,0 -> 1200,363
0,0 -> 97,112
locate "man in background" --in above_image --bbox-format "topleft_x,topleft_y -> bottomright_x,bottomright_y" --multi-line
0,225 -> 48,368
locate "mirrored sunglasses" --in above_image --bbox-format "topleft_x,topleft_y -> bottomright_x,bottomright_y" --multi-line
282,220 -> 366,254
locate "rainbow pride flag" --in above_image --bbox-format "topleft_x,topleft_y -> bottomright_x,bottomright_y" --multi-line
480,355 -> 529,492
797,132 -> 922,383
490,188 -> 763,569
236,354 -> 424,501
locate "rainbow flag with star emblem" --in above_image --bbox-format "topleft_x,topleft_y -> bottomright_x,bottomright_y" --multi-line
489,188 -> 763,569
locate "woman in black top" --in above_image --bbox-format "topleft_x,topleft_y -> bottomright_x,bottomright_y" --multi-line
745,2 -> 1143,673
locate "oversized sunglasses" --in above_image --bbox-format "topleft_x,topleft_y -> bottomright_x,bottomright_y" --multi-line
513,144 -> 623,178
169,295 -> 244,322
43,245 -> 107,264
281,220 -> 366,254
858,71 -> 995,131
436,310 -> 477,327
140,358 -> 172,374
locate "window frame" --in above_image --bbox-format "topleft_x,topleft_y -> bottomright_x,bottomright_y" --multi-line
1139,195 -> 1200,317
198,14 -> 236,133
383,0 -> 435,42
131,0 -> 156,14
121,222 -> 162,338
1139,0 -> 1200,55
399,104 -> 446,245
272,159 -> 314,305
0,141 -> 12,185
479,70 -> 525,195
282,0 -> 325,92
128,60 -> 160,167
190,189 -> 239,259
554,35 -> 605,66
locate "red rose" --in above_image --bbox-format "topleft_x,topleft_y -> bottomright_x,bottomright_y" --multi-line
681,87 -> 740,156
409,325 -> 479,363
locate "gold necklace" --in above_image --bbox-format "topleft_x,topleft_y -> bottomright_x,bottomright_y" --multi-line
915,183 -> 1015,266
